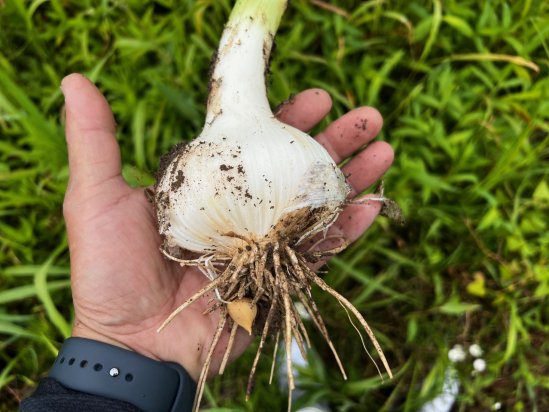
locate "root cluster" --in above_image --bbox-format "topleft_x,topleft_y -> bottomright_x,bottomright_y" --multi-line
158,237 -> 392,411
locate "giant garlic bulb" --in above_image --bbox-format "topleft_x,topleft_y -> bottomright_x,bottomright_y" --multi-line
154,0 -> 391,409
155,3 -> 348,253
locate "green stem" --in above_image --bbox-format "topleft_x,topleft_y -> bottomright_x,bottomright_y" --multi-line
230,0 -> 287,35
205,0 -> 288,123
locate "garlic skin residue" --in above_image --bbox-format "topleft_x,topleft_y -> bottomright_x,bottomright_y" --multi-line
227,298 -> 258,335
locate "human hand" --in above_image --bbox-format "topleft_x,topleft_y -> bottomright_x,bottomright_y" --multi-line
61,73 -> 393,381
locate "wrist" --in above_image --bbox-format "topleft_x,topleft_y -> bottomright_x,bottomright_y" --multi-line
71,320 -> 202,380
72,322 -> 132,352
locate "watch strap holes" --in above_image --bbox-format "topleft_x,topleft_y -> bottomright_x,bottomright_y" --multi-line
48,339 -> 196,412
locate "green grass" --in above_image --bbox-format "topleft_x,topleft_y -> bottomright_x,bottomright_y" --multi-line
1,0 -> 548,410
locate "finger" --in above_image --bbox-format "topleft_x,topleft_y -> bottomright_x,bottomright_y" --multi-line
304,141 -> 393,265
275,88 -> 332,132
315,107 -> 383,163
342,141 -> 394,197
61,73 -> 123,190
321,143 -> 393,250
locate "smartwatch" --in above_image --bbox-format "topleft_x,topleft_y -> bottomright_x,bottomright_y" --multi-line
49,337 -> 196,412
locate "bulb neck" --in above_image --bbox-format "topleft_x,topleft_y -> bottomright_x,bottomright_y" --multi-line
205,0 -> 287,124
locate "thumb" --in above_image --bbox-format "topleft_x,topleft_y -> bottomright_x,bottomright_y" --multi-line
61,73 -> 123,191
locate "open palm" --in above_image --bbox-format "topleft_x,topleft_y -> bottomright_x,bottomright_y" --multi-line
61,74 -> 393,380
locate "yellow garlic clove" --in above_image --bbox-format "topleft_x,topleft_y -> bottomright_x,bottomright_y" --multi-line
227,298 -> 257,335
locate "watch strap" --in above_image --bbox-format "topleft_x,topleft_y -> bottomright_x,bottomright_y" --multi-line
49,337 -> 196,412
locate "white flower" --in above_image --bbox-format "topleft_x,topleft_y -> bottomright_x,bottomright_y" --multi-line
448,344 -> 466,363
468,343 -> 483,357
492,402 -> 502,410
473,358 -> 486,372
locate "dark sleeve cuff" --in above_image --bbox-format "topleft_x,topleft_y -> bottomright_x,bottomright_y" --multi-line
20,377 -> 142,412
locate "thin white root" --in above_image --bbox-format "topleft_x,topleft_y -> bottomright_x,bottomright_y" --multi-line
246,291 -> 278,400
348,181 -> 386,205
157,271 -> 230,332
305,235 -> 342,252
287,386 -> 292,412
307,239 -> 349,257
193,309 -> 227,412
350,180 -> 385,204
292,300 -> 311,348
338,300 -> 383,380
291,302 -> 311,350
222,253 -> 250,298
282,285 -> 295,391
296,208 -> 340,246
269,331 -> 280,385
219,321 -> 238,375
311,273 -> 393,379
160,247 -> 203,265
214,287 -> 230,304
297,290 -> 347,380
273,244 -> 295,394
351,196 -> 386,203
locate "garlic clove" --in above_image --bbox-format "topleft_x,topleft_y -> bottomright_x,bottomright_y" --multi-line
227,298 -> 257,335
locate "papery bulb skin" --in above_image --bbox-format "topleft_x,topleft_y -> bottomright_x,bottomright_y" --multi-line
155,118 -> 349,255
154,1 -> 349,256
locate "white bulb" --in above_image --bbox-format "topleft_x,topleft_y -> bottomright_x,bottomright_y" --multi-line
156,120 -> 348,255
